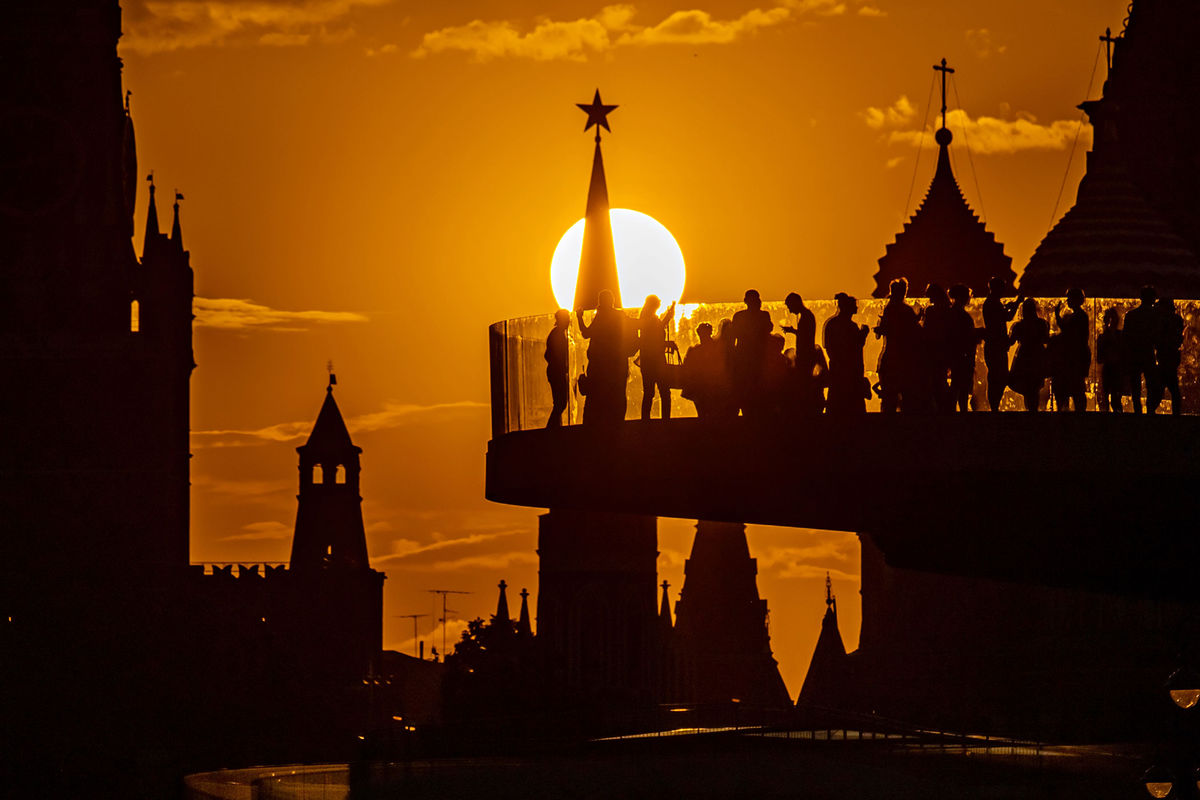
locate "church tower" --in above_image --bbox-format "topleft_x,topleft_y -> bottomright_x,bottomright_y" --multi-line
873,60 -> 1014,298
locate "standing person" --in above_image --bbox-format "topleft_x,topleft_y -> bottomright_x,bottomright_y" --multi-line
1008,299 -> 1050,412
875,278 -> 921,413
682,323 -> 724,419
544,309 -> 570,428
1150,296 -> 1185,414
947,285 -> 978,412
635,295 -> 677,420
730,289 -> 774,417
1124,285 -> 1159,414
1096,307 -> 1126,413
576,289 -> 631,425
1051,287 -> 1090,413
982,278 -> 1020,411
921,283 -> 954,413
783,292 -> 818,411
824,292 -> 870,415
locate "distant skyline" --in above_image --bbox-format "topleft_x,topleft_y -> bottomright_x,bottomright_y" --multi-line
120,0 -> 1127,689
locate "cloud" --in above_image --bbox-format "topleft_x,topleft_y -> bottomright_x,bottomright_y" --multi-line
861,94 -> 916,130
779,564 -> 859,580
863,98 -> 1090,155
965,28 -> 1006,59
193,297 -> 368,330
121,0 -> 390,55
374,530 -> 525,564
412,1 -> 859,62
219,520 -> 293,541
191,399 -> 487,448
856,6 -> 886,16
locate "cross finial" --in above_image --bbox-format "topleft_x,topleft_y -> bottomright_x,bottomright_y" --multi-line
933,57 -> 955,131
1100,27 -> 1119,78
499,579 -> 507,591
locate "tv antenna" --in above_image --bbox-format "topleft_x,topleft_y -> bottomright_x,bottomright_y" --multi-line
427,589 -> 471,657
393,613 -> 429,658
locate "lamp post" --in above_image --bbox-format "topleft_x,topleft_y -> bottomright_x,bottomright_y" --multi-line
1143,665 -> 1200,798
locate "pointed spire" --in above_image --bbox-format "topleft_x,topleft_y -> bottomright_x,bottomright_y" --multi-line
304,378 -> 356,454
798,574 -> 848,708
144,173 -> 159,240
573,91 -> 622,311
170,190 -> 184,251
516,587 -> 533,638
659,579 -> 673,630
495,579 -> 510,622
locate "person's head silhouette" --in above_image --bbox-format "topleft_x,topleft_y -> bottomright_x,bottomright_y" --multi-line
834,292 -> 857,315
697,322 -> 713,343
641,295 -> 661,317
1066,287 -> 1085,310
890,278 -> 908,301
988,277 -> 1006,298
1021,298 -> 1039,319
926,283 -> 948,306
949,285 -> 970,307
784,292 -> 804,315
1140,285 -> 1158,306
744,289 -> 762,310
597,289 -> 614,310
554,309 -> 570,329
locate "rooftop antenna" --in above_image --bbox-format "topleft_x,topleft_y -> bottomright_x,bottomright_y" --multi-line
393,614 -> 429,658
427,589 -> 472,658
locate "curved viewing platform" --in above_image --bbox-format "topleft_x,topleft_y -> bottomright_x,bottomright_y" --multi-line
487,298 -> 1200,596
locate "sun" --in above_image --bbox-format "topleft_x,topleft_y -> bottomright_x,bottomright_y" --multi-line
550,209 -> 686,310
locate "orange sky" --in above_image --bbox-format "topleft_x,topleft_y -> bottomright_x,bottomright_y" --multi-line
120,0 -> 1128,692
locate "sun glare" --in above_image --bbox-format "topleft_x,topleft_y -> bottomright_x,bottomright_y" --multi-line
550,209 -> 686,310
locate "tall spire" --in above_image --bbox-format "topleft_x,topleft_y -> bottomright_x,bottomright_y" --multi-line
170,190 -> 184,252
573,90 -> 622,311
797,573 -> 849,709
516,587 -> 533,638
495,579 -> 510,622
659,579 -> 673,630
144,173 -> 159,240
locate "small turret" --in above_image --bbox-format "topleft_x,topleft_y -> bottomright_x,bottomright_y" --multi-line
494,579 -> 511,623
170,191 -> 184,252
658,579 -> 673,632
516,588 -> 533,639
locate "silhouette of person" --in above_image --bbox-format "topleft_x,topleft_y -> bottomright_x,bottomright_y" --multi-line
682,322 -> 724,419
1150,296 -> 1185,414
1124,286 -> 1160,414
1008,298 -> 1050,412
1096,306 -> 1126,413
947,285 -> 978,412
783,292 -> 818,413
875,278 -> 921,413
824,292 -> 869,415
636,295 -> 677,420
576,289 -> 632,425
730,289 -> 774,417
921,283 -> 954,413
545,309 -> 570,428
1051,287 -> 1090,413
765,333 -> 790,416
982,278 -> 1021,411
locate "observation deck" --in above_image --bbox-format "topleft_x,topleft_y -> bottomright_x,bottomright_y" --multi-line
486,300 -> 1200,597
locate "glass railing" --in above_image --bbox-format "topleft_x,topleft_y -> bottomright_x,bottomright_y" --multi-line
489,299 -> 1200,436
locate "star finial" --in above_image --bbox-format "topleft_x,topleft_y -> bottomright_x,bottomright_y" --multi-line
577,89 -> 618,142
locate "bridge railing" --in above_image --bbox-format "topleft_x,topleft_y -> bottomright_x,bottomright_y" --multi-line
489,298 -> 1200,435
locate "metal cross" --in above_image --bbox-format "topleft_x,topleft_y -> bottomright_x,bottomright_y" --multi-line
933,57 -> 956,130
1100,27 -> 1119,78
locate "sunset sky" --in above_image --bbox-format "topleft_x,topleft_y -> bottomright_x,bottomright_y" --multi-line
121,0 -> 1127,691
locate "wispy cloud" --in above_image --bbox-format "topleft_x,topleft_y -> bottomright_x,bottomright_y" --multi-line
965,28 -> 1006,59
191,399 -> 486,448
122,0 -> 391,55
374,530 -> 526,564
411,1 -> 864,62
219,520 -> 293,541
194,297 -> 368,331
864,97 -> 1089,155
779,563 -> 859,580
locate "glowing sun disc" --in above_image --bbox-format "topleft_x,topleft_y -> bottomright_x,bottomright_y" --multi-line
550,209 -> 686,310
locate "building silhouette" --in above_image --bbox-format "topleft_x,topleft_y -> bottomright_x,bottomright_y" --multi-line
873,62 -> 1015,298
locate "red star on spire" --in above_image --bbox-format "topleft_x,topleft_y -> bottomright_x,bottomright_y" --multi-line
577,89 -> 618,138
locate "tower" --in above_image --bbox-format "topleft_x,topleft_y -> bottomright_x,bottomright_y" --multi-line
873,60 -> 1014,298
1021,2 -> 1200,297
796,574 -> 849,710
672,521 -> 791,709
573,89 -> 622,311
290,375 -> 370,571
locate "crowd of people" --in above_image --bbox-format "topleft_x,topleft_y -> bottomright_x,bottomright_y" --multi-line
543,280 -> 1188,427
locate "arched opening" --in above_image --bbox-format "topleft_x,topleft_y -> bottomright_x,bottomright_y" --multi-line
130,299 -> 140,332
334,465 -> 345,484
